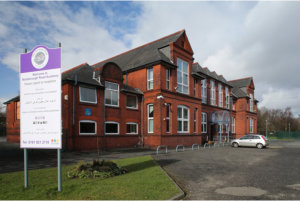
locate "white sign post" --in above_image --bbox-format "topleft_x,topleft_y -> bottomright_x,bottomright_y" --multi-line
20,45 -> 61,190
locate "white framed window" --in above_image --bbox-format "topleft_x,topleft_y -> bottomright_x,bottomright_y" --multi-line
194,108 -> 197,133
177,105 -> 189,133
194,79 -> 197,97
105,121 -> 119,135
210,80 -> 215,105
250,118 -> 253,133
147,68 -> 153,90
166,104 -> 171,133
201,79 -> 207,104
148,104 -> 154,133
231,117 -> 236,133
225,87 -> 229,109
218,83 -> 223,107
79,86 -> 97,104
177,58 -> 189,94
126,122 -> 138,134
249,94 -> 254,112
126,95 -> 138,109
105,81 -> 119,107
79,120 -> 96,135
166,68 -> 170,90
201,112 -> 207,133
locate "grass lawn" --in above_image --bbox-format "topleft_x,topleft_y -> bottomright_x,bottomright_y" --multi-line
0,155 -> 180,200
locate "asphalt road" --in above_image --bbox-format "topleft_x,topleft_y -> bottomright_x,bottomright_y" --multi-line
154,140 -> 300,200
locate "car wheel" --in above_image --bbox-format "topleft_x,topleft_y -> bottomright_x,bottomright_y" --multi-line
233,142 -> 239,148
256,143 -> 263,149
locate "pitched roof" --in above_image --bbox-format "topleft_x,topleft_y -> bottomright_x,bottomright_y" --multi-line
93,30 -> 185,72
121,84 -> 143,95
192,63 -> 232,87
62,63 -> 103,87
4,96 -> 19,104
231,87 -> 249,99
228,77 -> 252,88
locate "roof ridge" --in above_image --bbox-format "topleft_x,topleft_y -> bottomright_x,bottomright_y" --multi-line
228,76 -> 253,82
93,29 -> 185,71
63,62 -> 88,74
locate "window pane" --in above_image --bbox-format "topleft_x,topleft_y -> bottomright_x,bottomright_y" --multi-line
166,120 -> 170,133
166,105 -> 170,117
177,107 -> 182,118
148,81 -> 153,90
177,72 -> 182,83
184,121 -> 188,131
111,91 -> 118,106
177,84 -> 182,93
80,87 -> 96,103
127,124 -> 137,133
148,68 -> 153,79
127,95 -> 137,108
183,62 -> 188,73
178,120 -> 182,131
106,123 -> 118,134
183,74 -> 188,85
80,122 -> 96,134
183,108 -> 188,119
183,86 -> 188,94
149,119 -> 153,133
149,105 -> 153,117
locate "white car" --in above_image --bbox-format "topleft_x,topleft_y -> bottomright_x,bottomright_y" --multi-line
231,134 -> 269,149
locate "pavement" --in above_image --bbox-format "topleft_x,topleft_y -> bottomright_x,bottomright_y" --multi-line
1,136 -> 300,200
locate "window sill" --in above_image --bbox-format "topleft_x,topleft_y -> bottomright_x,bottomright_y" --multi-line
105,105 -> 120,109
126,107 -> 138,110
105,133 -> 119,135
126,133 -> 138,135
79,133 -> 97,136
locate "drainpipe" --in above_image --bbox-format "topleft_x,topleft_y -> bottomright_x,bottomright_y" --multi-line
72,74 -> 77,150
142,96 -> 145,147
103,84 -> 106,150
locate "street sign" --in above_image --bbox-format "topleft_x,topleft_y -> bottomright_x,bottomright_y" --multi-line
20,46 -> 61,149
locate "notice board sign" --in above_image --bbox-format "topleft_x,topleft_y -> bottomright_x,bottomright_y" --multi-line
20,46 -> 61,149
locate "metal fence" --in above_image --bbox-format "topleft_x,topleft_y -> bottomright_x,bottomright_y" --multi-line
272,131 -> 300,139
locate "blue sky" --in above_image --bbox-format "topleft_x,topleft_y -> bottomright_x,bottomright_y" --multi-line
1,1 -> 300,116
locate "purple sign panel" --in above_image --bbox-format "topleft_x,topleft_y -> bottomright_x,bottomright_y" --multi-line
20,46 -> 62,149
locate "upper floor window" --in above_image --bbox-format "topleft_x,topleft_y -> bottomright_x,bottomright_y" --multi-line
218,83 -> 223,107
249,94 -> 254,112
250,118 -> 253,133
166,68 -> 170,90
210,80 -> 215,106
194,79 -> 197,97
225,87 -> 229,109
177,105 -> 189,133
148,104 -> 154,133
80,86 -> 97,104
147,68 -> 153,90
201,79 -> 207,104
105,81 -> 119,107
177,58 -> 189,94
201,112 -> 207,133
126,95 -> 137,109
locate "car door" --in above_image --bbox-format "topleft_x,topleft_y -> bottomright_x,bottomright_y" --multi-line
246,135 -> 256,147
238,136 -> 250,146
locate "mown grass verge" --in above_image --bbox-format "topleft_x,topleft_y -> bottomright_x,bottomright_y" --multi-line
0,155 -> 180,200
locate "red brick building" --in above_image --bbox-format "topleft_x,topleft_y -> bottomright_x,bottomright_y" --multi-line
5,30 -> 258,150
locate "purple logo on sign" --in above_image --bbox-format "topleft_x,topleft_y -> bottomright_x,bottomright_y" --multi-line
20,45 -> 61,73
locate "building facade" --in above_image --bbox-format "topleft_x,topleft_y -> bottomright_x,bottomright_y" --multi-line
5,30 -> 258,150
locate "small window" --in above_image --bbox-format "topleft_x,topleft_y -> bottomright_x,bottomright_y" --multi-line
105,81 -> 119,107
166,68 -> 170,90
79,120 -> 96,135
126,95 -> 137,109
126,123 -> 138,134
147,68 -> 153,90
148,104 -> 154,133
105,122 -> 119,135
166,104 -> 171,133
80,86 -> 97,104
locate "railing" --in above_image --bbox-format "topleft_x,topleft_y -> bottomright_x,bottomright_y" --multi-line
192,144 -> 200,150
176,144 -> 185,152
156,145 -> 168,155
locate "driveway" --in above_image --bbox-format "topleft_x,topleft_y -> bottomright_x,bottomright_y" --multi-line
154,140 -> 300,200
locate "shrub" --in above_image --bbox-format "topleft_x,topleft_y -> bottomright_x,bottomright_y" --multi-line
67,160 -> 128,179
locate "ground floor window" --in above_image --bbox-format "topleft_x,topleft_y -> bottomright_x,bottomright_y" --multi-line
148,104 -> 154,133
178,105 -> 189,133
79,120 -> 96,135
232,117 -> 235,133
126,123 -> 138,134
250,118 -> 253,133
201,113 -> 207,133
105,121 -> 119,135
166,104 -> 170,133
